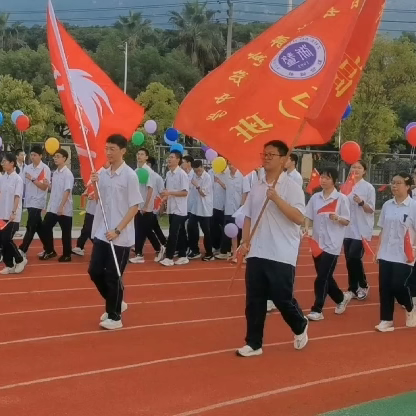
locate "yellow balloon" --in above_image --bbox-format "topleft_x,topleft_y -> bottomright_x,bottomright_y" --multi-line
212,156 -> 227,174
45,137 -> 60,155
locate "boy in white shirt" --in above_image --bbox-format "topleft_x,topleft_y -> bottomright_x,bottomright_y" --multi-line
284,153 -> 303,188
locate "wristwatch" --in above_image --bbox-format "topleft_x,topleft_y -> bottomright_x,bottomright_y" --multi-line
114,228 -> 121,235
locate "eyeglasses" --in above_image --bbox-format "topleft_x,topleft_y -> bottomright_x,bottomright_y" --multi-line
260,153 -> 282,160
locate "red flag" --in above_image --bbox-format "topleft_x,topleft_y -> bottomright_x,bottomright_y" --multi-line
317,198 -> 338,214
0,220 -> 7,231
37,169 -> 45,182
47,1 -> 144,185
404,230 -> 415,263
307,236 -> 323,258
340,173 -> 354,196
153,196 -> 162,211
378,184 -> 387,192
306,168 -> 320,195
174,0 -> 383,174
361,237 -> 374,257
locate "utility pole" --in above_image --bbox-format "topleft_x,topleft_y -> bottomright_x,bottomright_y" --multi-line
288,0 -> 293,13
226,0 -> 234,59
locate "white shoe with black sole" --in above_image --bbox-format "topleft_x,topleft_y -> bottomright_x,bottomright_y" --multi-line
236,345 -> 263,357
99,319 -> 123,330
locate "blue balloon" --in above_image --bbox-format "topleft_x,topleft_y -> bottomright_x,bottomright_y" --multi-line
0,112 -> 3,126
166,127 -> 179,142
11,110 -> 24,124
342,104 -> 352,121
170,143 -> 184,154
164,134 -> 177,146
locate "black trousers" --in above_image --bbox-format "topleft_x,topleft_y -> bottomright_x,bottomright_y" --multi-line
166,214 -> 187,259
311,251 -> 344,313
379,260 -> 413,321
220,215 -> 242,254
39,212 -> 72,256
134,212 -> 161,255
245,257 -> 307,350
0,221 -> 23,268
187,214 -> 213,256
210,208 -> 224,251
76,213 -> 94,250
152,214 -> 167,246
88,239 -> 129,321
20,207 -> 43,253
344,238 -> 368,295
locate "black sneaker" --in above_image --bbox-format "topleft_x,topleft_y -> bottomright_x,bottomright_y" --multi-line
202,255 -> 215,262
58,255 -> 71,263
39,251 -> 57,261
188,251 -> 201,260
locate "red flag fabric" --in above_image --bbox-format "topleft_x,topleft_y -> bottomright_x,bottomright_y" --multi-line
340,173 -> 354,196
37,169 -> 45,182
361,237 -> 374,257
307,236 -> 323,258
404,230 -> 415,263
174,0 -> 384,174
47,1 -> 144,185
306,168 -> 320,195
153,196 -> 162,211
0,220 -> 7,231
317,198 -> 338,214
378,184 -> 387,192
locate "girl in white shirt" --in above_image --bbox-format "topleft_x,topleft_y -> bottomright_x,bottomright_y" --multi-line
0,153 -> 27,275
375,172 -> 416,332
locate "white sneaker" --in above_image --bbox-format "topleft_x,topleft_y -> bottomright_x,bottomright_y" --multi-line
267,300 -> 277,312
129,255 -> 145,264
160,258 -> 175,267
72,247 -> 85,256
306,312 -> 324,321
413,297 -> 416,306
100,301 -> 128,322
236,345 -> 263,357
357,287 -> 370,301
375,321 -> 394,332
18,249 -> 26,258
0,267 -> 15,275
154,246 -> 166,262
406,307 -> 416,328
175,257 -> 189,265
215,253 -> 230,260
99,319 -> 123,330
335,292 -> 353,315
294,320 -> 309,350
14,258 -> 28,274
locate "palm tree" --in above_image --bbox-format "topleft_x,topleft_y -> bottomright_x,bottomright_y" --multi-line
117,10 -> 152,50
0,13 -> 10,50
169,1 -> 225,73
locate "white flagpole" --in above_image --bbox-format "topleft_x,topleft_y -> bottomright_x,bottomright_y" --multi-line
48,1 -> 122,279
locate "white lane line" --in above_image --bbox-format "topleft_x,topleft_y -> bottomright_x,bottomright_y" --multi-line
0,327 -> 407,392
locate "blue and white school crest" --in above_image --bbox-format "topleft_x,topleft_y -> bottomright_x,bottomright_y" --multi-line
270,36 -> 326,80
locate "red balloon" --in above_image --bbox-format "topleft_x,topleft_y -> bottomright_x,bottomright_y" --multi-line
340,141 -> 361,165
16,115 -> 30,132
406,126 -> 416,147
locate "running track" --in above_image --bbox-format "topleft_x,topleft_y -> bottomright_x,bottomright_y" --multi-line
0,239 -> 415,416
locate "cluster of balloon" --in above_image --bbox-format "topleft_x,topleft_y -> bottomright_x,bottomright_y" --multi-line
11,110 -> 30,132
45,137 -> 60,155
164,128 -> 184,153
132,120 -> 159,146
406,122 -> 416,147
340,141 -> 361,165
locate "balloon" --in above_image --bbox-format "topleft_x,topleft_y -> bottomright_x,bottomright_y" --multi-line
132,131 -> 145,146
407,126 -> 416,147
166,127 -> 179,142
212,156 -> 227,174
205,148 -> 218,162
170,143 -> 184,154
340,141 -> 361,165
0,112 -> 3,126
406,122 -> 416,135
235,213 -> 245,229
137,168 -> 149,184
201,145 -> 209,152
224,223 -> 239,239
164,134 -> 177,146
11,110 -> 23,124
144,120 -> 157,134
342,104 -> 352,121
0,137 -> 2,148
45,137 -> 60,155
16,115 -> 30,132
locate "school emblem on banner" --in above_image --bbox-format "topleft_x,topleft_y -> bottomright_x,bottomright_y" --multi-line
270,36 -> 326,80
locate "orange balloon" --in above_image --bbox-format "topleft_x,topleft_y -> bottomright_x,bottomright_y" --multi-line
407,126 -> 416,147
340,141 -> 361,165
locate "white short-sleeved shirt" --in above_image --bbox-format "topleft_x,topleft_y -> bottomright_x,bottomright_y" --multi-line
345,179 -> 375,241
185,169 -> 195,213
286,169 -> 303,188
152,171 -> 165,213
136,164 -> 155,212
243,169 -> 265,194
92,162 -> 143,247
191,171 -> 213,217
208,168 -> 228,211
17,163 -> 27,185
47,166 -> 74,217
377,196 -> 416,265
0,171 -> 24,222
166,166 -> 189,216
225,170 -> 244,215
244,173 -> 305,266
24,161 -> 51,210
305,189 -> 350,256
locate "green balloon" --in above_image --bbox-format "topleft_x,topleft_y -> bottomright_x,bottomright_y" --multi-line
132,131 -> 145,146
137,168 -> 149,184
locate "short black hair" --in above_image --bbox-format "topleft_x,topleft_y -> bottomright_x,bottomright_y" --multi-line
170,150 -> 183,163
15,148 -> 24,155
320,167 -> 338,184
137,147 -> 149,157
30,145 -> 43,156
264,140 -> 289,156
54,148 -> 69,161
148,156 -> 156,169
355,159 -> 367,171
106,134 -> 127,149
394,172 -> 414,196
3,152 -> 19,174
192,159 -> 203,169
183,155 -> 194,164
289,153 -> 299,165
